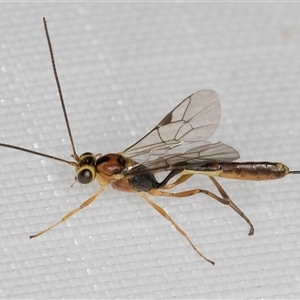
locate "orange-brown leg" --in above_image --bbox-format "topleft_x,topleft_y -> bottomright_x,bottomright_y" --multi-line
30,186 -> 107,239
140,192 -> 215,265
161,174 -> 193,189
149,178 -> 254,236
209,177 -> 254,235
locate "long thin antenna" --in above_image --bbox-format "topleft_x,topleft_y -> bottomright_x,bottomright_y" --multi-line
0,143 -> 76,167
43,17 -> 79,161
0,18 -> 79,167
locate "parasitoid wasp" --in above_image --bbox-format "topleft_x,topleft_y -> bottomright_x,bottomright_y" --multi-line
1,18 -> 299,265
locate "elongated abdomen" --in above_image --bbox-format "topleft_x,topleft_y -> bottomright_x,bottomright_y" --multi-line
181,162 -> 290,181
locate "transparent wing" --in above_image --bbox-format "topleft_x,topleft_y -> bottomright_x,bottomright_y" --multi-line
124,141 -> 240,177
122,90 -> 221,159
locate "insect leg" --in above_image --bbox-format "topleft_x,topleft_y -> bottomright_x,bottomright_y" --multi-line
161,174 -> 193,190
139,192 -> 215,265
209,177 -> 254,235
30,186 -> 106,239
149,180 -> 254,236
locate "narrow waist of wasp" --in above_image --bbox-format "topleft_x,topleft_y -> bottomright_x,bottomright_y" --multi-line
180,162 -> 289,181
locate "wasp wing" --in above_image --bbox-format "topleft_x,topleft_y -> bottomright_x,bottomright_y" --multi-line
124,141 -> 240,176
122,90 -> 221,159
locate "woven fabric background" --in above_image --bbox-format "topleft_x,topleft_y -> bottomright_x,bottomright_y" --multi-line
0,3 -> 300,299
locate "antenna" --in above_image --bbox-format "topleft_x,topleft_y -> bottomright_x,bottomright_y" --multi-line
0,143 -> 77,167
43,17 -> 79,161
0,18 -> 78,168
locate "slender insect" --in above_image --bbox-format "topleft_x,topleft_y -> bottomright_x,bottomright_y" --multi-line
1,18 -> 299,265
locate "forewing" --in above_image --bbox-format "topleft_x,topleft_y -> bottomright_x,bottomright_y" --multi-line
124,141 -> 240,176
123,90 -> 221,159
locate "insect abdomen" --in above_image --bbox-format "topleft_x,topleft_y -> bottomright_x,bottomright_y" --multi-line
182,162 -> 289,181
218,162 -> 289,180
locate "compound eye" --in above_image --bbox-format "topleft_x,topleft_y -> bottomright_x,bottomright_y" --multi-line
77,165 -> 96,184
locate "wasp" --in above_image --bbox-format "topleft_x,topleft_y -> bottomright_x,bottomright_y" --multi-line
1,18 -> 299,265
